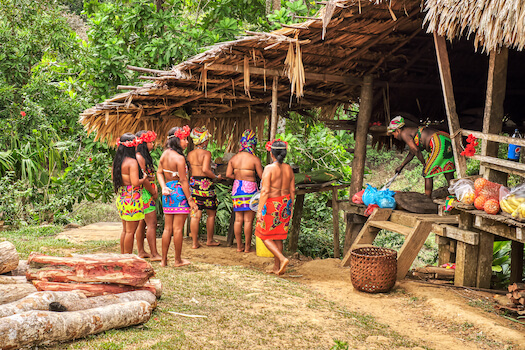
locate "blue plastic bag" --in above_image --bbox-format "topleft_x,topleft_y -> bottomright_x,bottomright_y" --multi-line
362,184 -> 396,209
362,184 -> 377,206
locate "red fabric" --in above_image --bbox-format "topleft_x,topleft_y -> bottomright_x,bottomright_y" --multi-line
364,204 -> 379,216
352,189 -> 365,204
255,194 -> 292,240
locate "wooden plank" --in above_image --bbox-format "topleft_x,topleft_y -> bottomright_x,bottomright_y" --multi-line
481,48 -> 508,183
350,75 -> 374,196
468,154 -> 525,175
206,63 -> 362,85
460,129 -> 525,148
368,221 -> 412,236
476,232 -> 494,289
390,211 -> 459,227
397,220 -> 433,279
339,201 -> 366,215
226,212 -> 235,247
437,237 -> 452,266
439,224 -> 479,245
473,215 -> 524,242
433,33 -> 467,178
341,208 -> 392,267
481,162 -> 525,178
510,241 -> 524,284
287,194 -> 305,253
296,183 -> 350,195
332,188 -> 340,258
454,212 -> 477,287
343,218 -> 365,255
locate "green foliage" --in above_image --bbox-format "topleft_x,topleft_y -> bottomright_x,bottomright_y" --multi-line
492,241 -> 511,288
267,0 -> 321,29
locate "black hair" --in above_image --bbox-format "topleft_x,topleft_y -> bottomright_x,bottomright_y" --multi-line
135,130 -> 155,174
271,141 -> 287,164
166,127 -> 188,164
112,133 -> 138,193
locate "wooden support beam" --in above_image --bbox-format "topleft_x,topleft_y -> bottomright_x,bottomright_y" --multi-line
439,224 -> 479,245
350,75 -> 373,196
205,63 -> 361,85
433,33 -> 467,178
270,77 -> 279,141
288,194 -> 305,253
454,212 -> 477,287
332,188 -> 340,258
117,85 -> 140,90
476,232 -> 494,288
437,236 -> 452,266
468,154 -> 525,175
510,241 -> 524,284
481,48 -> 508,184
461,129 -> 525,147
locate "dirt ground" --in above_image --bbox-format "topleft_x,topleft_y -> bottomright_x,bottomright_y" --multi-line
61,224 -> 525,349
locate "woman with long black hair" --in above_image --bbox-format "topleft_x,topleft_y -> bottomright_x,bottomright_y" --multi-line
135,130 -> 162,261
157,125 -> 198,267
113,133 -> 147,254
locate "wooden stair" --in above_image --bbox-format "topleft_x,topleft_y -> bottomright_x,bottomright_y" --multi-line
341,208 -> 434,280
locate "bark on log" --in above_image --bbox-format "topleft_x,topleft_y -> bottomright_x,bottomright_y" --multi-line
149,278 -> 162,298
49,290 -> 156,312
26,253 -> 154,286
0,300 -> 152,350
0,284 -> 38,305
508,283 -> 525,292
0,276 -> 27,284
32,280 -> 157,297
5,260 -> 28,276
0,291 -> 86,318
0,242 -> 19,275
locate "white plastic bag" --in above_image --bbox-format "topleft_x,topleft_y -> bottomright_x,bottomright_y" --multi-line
448,179 -> 475,204
501,184 -> 525,214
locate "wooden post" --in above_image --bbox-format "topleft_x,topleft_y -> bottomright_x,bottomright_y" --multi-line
270,77 -> 279,142
226,212 -> 235,247
510,241 -> 524,284
350,75 -> 373,196
454,212 -> 477,286
287,193 -> 305,253
437,236 -> 452,266
481,48 -> 508,184
332,188 -> 340,258
433,33 -> 467,178
476,232 -> 494,288
343,214 -> 366,255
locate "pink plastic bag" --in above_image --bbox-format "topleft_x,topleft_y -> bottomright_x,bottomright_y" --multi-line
352,189 -> 365,204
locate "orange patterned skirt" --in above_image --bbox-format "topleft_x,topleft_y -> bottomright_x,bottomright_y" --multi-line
255,194 -> 292,241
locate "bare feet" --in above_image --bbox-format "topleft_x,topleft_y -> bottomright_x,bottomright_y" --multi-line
206,240 -> 220,246
160,259 -> 168,267
244,248 -> 255,253
150,255 -> 162,262
138,252 -> 151,259
266,269 -> 277,274
173,259 -> 191,267
236,249 -> 244,253
192,243 -> 201,249
278,258 -> 289,275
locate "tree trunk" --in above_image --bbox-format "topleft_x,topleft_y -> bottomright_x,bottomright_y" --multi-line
0,284 -> 37,305
32,280 -> 157,297
0,291 -> 85,318
49,290 -> 156,312
0,241 -> 19,275
0,301 -> 153,350
273,0 -> 281,11
27,253 -> 154,286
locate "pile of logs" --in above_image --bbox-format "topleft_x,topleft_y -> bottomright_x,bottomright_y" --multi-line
0,241 -> 161,349
506,283 -> 525,315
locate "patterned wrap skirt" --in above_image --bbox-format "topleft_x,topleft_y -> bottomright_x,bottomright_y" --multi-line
255,194 -> 292,240
190,176 -> 218,211
424,132 -> 456,178
162,180 -> 190,214
116,185 -> 145,221
232,179 -> 258,212
142,183 -> 156,215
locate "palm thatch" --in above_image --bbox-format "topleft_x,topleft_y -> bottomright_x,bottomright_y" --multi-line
424,0 -> 525,53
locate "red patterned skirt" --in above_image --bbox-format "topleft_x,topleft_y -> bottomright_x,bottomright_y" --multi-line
255,194 -> 292,241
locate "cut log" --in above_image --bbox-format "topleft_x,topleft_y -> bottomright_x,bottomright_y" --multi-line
508,283 -> 525,292
0,300 -> 152,350
32,280 -> 157,297
26,253 -> 154,286
149,278 -> 162,298
0,276 -> 27,284
6,260 -> 28,276
0,241 -> 19,275
414,266 -> 455,280
0,291 -> 86,318
49,290 -> 156,312
0,284 -> 38,305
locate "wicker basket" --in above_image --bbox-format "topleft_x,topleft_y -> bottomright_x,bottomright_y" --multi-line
350,247 -> 397,293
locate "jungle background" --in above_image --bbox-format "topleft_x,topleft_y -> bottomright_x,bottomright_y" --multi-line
3,0 -> 511,280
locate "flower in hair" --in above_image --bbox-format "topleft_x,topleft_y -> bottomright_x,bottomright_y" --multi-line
140,130 -> 157,143
265,139 -> 288,152
116,137 -> 141,148
168,125 -> 191,140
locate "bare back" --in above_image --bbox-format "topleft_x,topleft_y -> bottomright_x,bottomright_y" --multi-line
187,149 -> 213,178
263,162 -> 295,198
158,149 -> 187,182
399,126 -> 439,153
121,157 -> 141,187
226,151 -> 263,182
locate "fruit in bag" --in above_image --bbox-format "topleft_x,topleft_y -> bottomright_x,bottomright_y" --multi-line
483,199 -> 500,215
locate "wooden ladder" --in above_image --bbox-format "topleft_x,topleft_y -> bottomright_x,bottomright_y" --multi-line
341,208 -> 434,280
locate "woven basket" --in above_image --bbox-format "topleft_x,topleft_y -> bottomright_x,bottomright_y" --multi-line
350,247 -> 397,293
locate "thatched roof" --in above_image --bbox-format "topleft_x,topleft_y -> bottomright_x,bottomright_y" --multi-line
424,0 -> 525,52
80,0 -> 525,146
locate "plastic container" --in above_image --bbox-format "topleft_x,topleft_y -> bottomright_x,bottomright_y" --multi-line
256,236 -> 274,258
507,129 -> 521,162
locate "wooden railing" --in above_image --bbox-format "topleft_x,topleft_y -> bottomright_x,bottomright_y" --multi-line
460,129 -> 525,177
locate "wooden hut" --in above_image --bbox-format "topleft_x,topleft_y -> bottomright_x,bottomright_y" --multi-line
81,0 -> 525,287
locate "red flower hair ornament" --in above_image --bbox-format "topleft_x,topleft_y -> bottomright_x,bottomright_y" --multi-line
265,139 -> 288,152
168,125 -> 190,140
460,134 -> 478,157
116,137 -> 142,148
140,130 -> 157,143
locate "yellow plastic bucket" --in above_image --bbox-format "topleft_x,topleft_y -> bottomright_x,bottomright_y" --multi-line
256,236 -> 274,258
